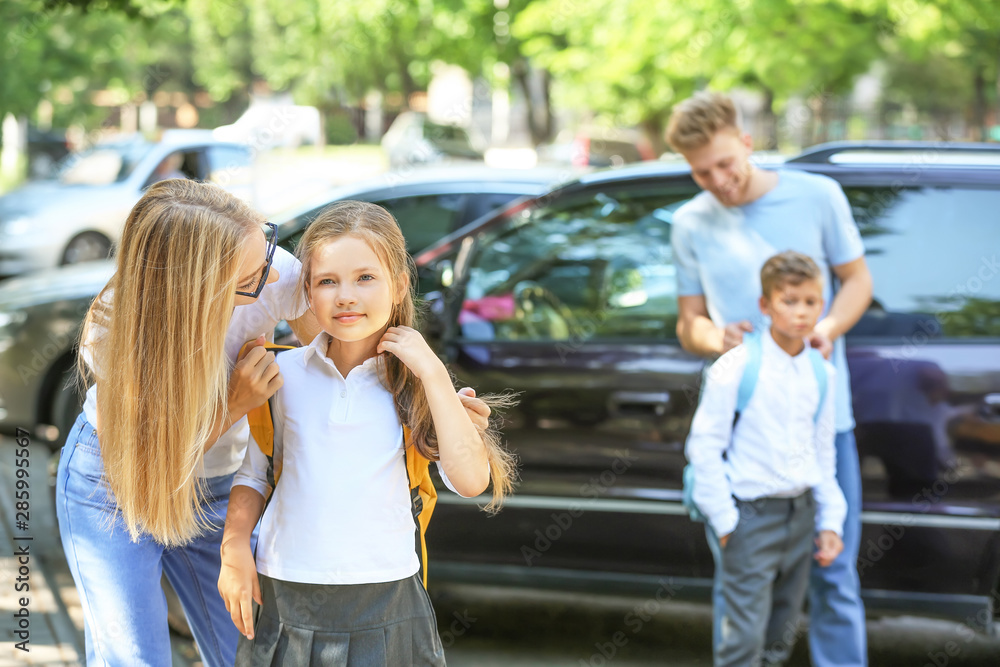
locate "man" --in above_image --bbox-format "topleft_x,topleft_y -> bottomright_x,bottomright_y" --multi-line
667,91 -> 873,666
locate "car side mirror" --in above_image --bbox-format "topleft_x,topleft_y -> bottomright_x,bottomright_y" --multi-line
421,291 -> 448,342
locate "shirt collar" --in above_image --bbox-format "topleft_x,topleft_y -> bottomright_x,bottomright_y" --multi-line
300,331 -> 380,379
301,330 -> 332,365
761,328 -> 810,365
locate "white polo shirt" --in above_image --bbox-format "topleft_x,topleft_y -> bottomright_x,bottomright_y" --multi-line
685,331 -> 847,537
232,331 -> 473,586
80,246 -> 308,478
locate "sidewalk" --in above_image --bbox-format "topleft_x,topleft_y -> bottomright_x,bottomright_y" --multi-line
0,440 -> 81,665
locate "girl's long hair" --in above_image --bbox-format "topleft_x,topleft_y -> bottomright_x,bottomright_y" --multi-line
78,179 -> 263,546
296,200 -> 518,512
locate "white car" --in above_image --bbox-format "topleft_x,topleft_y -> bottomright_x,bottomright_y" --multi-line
213,104 -> 322,150
0,130 -> 255,277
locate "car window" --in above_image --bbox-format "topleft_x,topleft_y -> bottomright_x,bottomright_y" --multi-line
207,146 -> 253,188
278,192 -> 469,257
58,142 -> 152,185
142,150 -> 202,188
464,191 -> 529,224
845,186 -> 1000,339
380,193 -> 468,254
458,185 -> 697,342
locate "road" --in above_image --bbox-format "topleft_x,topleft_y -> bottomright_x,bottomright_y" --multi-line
2,435 -> 999,666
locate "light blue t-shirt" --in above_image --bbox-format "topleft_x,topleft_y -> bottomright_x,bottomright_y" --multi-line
672,169 -> 865,432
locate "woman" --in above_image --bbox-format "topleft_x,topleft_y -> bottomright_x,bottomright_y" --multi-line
56,180 -> 489,666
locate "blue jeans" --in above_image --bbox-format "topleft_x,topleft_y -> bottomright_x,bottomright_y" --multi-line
55,414 -> 240,666
808,429 -> 868,666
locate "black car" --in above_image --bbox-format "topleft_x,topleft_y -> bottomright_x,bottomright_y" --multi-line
413,142 -> 1000,630
0,166 -> 564,445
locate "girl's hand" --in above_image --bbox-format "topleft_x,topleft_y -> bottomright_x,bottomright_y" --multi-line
377,326 -> 446,381
230,335 -> 283,418
218,545 -> 262,640
458,387 -> 491,432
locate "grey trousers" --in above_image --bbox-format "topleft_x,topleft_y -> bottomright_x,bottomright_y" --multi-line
708,491 -> 815,667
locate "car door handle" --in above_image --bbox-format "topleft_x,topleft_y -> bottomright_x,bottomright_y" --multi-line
608,391 -> 672,417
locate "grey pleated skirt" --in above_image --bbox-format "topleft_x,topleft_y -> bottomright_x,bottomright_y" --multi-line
236,573 -> 446,666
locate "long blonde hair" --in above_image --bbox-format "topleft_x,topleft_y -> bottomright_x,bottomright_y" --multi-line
79,179 -> 263,546
296,201 -> 518,512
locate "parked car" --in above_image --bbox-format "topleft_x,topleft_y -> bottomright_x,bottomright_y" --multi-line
27,127 -> 72,179
213,103 -> 323,150
382,112 -> 484,169
0,130 -> 255,277
0,166 -> 562,444
410,142 -> 1000,630
536,127 -> 656,168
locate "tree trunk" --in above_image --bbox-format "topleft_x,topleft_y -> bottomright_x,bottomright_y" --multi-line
973,64 -> 987,141
512,58 -> 555,146
511,59 -> 539,145
812,93 -> 831,145
760,86 -> 778,150
641,116 -> 666,157
540,69 -> 554,143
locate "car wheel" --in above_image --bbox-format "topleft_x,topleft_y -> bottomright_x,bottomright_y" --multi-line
61,232 -> 112,265
49,362 -> 86,449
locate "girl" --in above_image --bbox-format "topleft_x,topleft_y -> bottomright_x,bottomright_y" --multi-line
57,181 -> 491,666
218,200 -> 517,666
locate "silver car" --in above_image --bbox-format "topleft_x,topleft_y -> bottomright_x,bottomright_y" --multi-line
0,130 -> 255,276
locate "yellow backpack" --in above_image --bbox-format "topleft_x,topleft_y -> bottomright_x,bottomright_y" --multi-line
242,343 -> 438,588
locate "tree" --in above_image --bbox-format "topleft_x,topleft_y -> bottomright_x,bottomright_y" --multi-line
514,0 -> 722,155
716,0 -> 888,148
884,0 -> 1000,140
514,0 -> 890,152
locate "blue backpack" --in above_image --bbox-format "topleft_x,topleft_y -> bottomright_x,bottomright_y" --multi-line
682,333 -> 828,523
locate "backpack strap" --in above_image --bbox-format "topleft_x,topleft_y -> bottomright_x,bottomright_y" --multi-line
807,348 -> 828,423
735,331 -> 763,418
402,426 -> 437,589
242,342 -> 296,493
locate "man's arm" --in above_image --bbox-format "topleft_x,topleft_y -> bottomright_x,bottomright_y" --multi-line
677,295 -> 752,358
813,256 -> 873,342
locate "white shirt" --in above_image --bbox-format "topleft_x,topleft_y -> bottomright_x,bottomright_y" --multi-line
81,246 -> 308,478
685,331 -> 847,537
232,331 -> 474,585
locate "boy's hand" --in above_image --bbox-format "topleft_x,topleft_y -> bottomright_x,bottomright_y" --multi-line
218,545 -> 262,640
719,533 -> 731,549
814,530 -> 843,567
377,326 -> 447,381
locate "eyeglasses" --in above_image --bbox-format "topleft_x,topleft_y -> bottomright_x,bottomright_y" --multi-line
235,222 -> 277,299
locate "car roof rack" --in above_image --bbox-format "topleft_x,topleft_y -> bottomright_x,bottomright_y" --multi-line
786,141 -> 1000,166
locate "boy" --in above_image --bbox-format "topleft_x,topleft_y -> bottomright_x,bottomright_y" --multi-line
686,251 -> 847,667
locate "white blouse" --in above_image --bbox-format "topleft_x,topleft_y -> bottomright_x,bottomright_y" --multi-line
233,331 -> 472,585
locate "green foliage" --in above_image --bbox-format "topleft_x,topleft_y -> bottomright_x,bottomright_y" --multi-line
1,0 -> 194,132
514,0 -> 892,150
325,110 -> 359,145
4,0 -> 999,152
